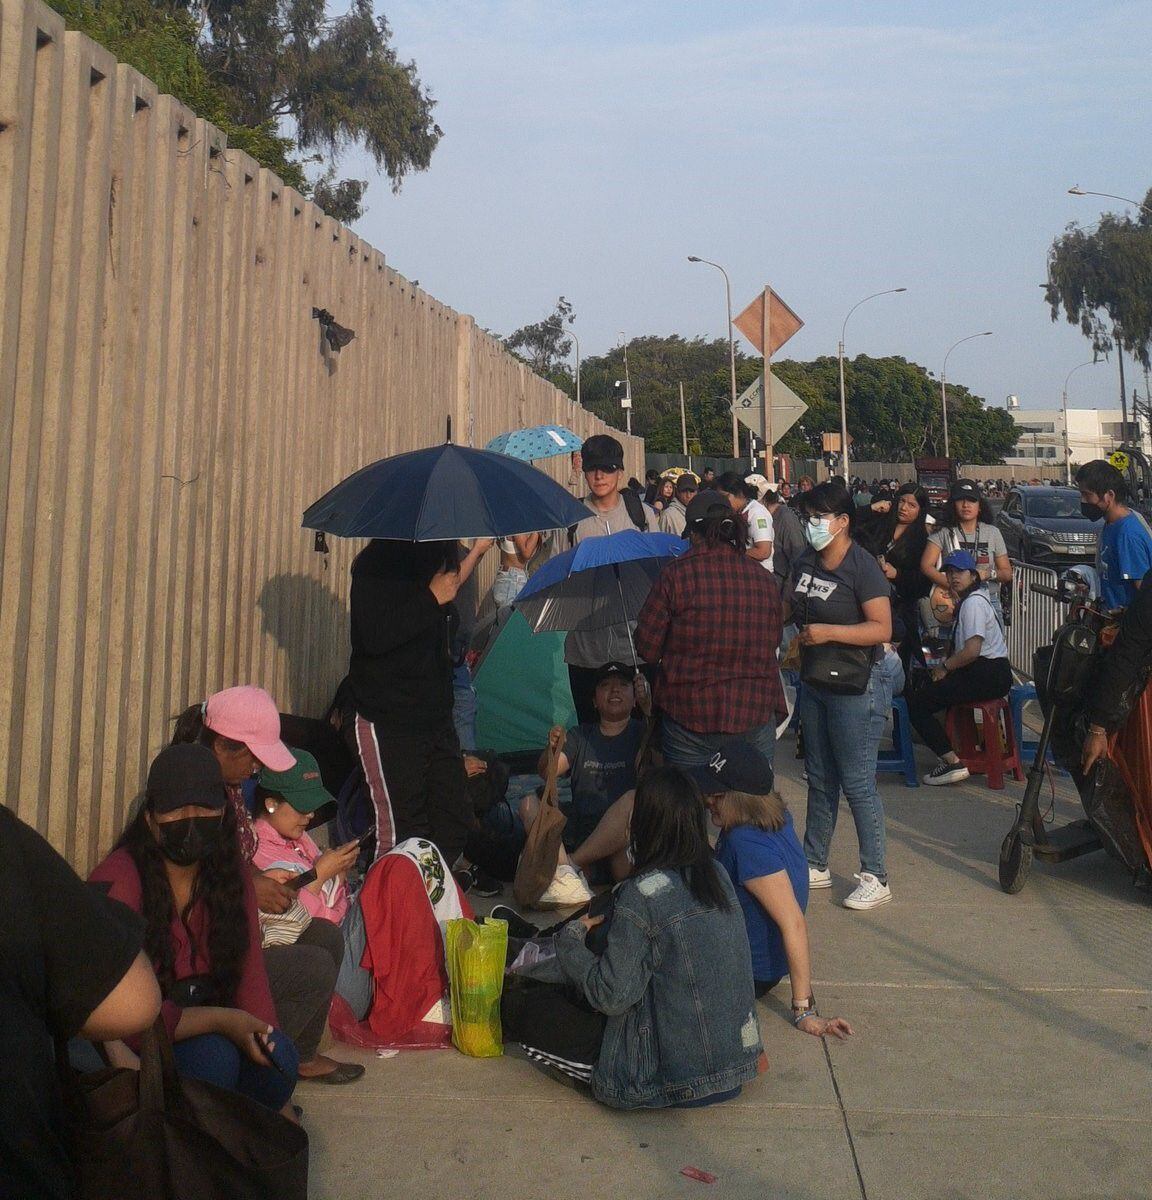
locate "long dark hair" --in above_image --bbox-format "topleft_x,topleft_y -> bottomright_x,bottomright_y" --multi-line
940,495 -> 994,528
114,799 -> 249,1005
876,483 -> 930,546
629,766 -> 730,911
171,703 -> 248,755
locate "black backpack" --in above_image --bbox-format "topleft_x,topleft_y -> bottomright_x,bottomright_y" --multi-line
568,489 -> 647,545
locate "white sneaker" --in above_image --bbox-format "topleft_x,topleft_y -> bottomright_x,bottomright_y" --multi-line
843,872 -> 892,911
538,863 -> 593,907
808,866 -> 832,889
923,761 -> 970,786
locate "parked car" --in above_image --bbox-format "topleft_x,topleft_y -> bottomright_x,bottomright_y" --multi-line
996,486 -> 1102,567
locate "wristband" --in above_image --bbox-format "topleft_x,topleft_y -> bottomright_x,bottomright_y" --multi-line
1087,725 -> 1107,736
792,1009 -> 819,1027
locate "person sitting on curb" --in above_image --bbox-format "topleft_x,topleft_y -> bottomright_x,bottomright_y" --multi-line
689,739 -> 852,1040
520,662 -> 649,903
907,550 -> 1012,786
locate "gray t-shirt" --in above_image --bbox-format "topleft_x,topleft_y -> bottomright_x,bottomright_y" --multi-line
928,522 -> 1007,601
788,542 -> 891,663
565,494 -> 657,667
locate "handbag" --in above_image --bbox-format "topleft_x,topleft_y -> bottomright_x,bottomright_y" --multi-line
61,1017 -> 309,1200
800,643 -> 872,695
512,738 -> 567,908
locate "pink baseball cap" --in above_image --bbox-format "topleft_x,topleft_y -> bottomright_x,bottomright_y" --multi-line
203,686 -> 296,772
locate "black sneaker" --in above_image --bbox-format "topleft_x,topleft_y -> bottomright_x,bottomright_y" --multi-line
923,761 -> 970,786
454,866 -> 503,897
489,904 -> 540,939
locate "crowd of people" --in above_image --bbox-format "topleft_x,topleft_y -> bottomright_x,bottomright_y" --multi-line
9,434 -> 1152,1196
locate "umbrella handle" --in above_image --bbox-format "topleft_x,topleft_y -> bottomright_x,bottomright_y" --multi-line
612,563 -> 640,668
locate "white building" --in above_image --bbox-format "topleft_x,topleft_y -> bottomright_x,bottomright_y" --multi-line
1006,407 -> 1149,475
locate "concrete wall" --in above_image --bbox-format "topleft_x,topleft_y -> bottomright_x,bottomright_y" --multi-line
0,0 -> 642,867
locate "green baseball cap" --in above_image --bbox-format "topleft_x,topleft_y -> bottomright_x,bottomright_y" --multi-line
259,749 -> 333,813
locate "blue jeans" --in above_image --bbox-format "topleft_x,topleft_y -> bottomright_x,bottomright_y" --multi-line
661,714 -> 777,775
871,649 -> 905,745
452,662 -> 477,752
173,1030 -> 298,1111
492,566 -> 528,608
800,660 -> 889,881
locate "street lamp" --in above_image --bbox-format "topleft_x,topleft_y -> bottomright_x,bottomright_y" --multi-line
941,331 -> 993,460
1061,359 -> 1101,485
567,326 -> 581,410
1068,186 -> 1152,217
617,331 -> 633,437
688,256 -> 740,458
837,288 -> 907,480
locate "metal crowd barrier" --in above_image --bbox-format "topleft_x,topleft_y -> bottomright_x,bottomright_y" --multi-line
1007,561 -> 1062,679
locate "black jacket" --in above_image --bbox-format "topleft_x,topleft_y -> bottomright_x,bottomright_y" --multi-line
348,540 -> 458,732
1086,570 -> 1152,732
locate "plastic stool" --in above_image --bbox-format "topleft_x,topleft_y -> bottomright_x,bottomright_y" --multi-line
945,698 -> 1024,790
1009,683 -> 1063,772
876,696 -> 919,787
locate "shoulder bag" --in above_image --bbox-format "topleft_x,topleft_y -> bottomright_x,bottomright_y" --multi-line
512,739 -> 567,908
797,571 -> 873,696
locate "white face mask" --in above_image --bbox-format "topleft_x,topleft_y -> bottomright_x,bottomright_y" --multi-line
804,517 -> 837,551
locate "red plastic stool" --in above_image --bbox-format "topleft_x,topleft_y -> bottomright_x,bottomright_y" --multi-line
945,698 -> 1023,790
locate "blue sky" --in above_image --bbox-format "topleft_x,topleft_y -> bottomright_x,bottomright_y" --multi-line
346,1 -> 1151,417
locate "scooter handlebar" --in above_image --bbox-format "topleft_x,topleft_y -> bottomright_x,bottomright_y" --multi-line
1029,583 -> 1064,600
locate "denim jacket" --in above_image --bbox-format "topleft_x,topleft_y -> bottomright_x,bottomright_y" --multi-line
554,867 -> 763,1109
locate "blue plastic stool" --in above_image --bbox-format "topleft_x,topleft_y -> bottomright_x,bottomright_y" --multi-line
1009,683 -> 1063,772
876,695 -> 919,788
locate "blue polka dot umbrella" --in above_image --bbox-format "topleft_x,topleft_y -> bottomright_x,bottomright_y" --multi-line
485,424 -> 584,462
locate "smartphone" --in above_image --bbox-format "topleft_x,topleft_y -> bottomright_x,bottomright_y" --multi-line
354,824 -> 376,849
286,868 -> 317,891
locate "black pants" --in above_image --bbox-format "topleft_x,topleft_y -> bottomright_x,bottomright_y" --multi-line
263,917 -> 345,1061
906,657 -> 1013,758
501,982 -> 606,1072
354,719 -> 475,866
567,663 -> 656,726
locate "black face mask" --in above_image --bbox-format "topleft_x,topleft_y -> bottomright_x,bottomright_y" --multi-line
1080,501 -> 1106,522
155,815 -> 223,866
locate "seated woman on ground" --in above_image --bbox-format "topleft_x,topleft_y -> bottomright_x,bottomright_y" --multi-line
689,739 -> 852,1041
519,661 -> 649,902
502,765 -> 765,1109
251,750 -> 366,1084
89,744 -> 298,1114
907,549 -> 1013,787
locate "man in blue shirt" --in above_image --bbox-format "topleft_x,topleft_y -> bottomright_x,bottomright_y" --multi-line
1076,460 -> 1152,611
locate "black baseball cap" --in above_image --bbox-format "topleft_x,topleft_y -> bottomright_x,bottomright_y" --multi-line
949,479 -> 981,501
685,739 -> 775,796
594,661 -> 636,685
581,434 -> 625,472
683,491 -> 731,530
146,744 -> 227,814
675,473 -> 699,495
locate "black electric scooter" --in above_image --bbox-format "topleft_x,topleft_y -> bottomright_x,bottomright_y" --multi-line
998,580 -> 1110,893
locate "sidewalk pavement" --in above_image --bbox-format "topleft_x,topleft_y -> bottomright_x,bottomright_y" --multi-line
305,736 -> 1151,1200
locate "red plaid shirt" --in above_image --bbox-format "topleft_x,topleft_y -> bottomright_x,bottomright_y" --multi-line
635,543 -> 785,735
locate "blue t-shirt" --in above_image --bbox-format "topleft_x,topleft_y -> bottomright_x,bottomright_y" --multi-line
715,816 -> 808,984
1099,513 -> 1152,610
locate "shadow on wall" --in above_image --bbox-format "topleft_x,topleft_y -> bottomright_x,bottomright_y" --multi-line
258,573 -> 350,715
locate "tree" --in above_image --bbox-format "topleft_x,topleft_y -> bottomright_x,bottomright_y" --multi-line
503,297 -> 575,388
46,0 -> 441,221
1045,189 -> 1152,369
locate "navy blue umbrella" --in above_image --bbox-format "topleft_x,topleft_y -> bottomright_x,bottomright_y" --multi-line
302,443 -> 591,541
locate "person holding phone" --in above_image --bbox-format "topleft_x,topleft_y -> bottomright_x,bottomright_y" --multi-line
89,744 -> 300,1113
252,750 -> 367,1084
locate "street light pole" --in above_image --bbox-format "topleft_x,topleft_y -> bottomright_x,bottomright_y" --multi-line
619,331 -> 633,438
688,256 -> 739,458
941,331 -> 994,460
568,326 -> 581,410
1067,186 -> 1152,217
1061,359 -> 1100,485
837,288 -> 907,480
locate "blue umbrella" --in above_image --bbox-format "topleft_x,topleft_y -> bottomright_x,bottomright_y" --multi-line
302,443 -> 591,540
514,530 -> 687,657
485,424 -> 584,462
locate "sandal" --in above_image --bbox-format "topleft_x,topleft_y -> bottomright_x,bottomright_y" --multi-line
299,1061 -> 366,1085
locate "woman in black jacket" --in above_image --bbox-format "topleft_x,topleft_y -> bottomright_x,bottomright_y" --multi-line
859,484 -> 931,674
346,538 -> 490,869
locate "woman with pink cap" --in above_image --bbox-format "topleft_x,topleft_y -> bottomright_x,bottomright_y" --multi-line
172,685 -> 360,1083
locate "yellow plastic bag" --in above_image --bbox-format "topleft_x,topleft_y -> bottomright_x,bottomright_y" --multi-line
446,917 -> 508,1058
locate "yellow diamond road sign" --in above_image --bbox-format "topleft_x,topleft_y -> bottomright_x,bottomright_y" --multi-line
732,372 -> 808,441
1109,450 -> 1130,472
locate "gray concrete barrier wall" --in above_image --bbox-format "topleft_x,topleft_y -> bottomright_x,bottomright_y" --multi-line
0,0 -> 642,866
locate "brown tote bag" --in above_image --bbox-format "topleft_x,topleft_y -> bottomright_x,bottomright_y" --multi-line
62,1017 -> 309,1200
512,738 -> 568,908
